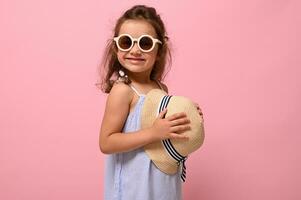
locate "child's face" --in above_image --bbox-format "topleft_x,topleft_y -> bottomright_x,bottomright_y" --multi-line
116,19 -> 159,78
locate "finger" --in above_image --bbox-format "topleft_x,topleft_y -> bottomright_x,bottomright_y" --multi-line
174,128 -> 189,134
157,108 -> 167,119
171,125 -> 191,133
169,133 -> 189,140
171,118 -> 190,126
166,112 -> 186,121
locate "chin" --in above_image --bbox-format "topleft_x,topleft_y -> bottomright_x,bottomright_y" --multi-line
124,64 -> 150,73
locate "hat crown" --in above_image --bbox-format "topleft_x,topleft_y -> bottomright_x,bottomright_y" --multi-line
141,89 -> 205,176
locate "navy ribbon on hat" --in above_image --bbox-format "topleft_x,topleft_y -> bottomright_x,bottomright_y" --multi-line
158,95 -> 188,182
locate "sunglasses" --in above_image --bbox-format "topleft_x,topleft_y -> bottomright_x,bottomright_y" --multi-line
113,34 -> 162,53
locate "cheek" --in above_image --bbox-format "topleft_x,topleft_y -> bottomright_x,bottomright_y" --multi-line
153,47 -> 160,60
145,54 -> 158,67
147,48 -> 159,61
116,51 -> 126,64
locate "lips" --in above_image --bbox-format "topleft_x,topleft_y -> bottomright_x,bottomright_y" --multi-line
126,58 -> 145,61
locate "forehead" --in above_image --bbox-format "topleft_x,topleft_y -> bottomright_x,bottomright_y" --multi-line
118,19 -> 157,38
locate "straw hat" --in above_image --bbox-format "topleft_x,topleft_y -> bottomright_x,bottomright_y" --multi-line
141,89 -> 205,182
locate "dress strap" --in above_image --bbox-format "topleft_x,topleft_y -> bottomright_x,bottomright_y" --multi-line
129,84 -> 141,96
129,80 -> 163,96
155,80 -> 164,90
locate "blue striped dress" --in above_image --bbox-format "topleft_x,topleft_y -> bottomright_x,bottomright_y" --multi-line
103,82 -> 182,200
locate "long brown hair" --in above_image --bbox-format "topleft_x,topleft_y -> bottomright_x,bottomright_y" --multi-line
96,5 -> 172,93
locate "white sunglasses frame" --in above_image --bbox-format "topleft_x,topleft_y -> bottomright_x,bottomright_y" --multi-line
113,34 -> 162,53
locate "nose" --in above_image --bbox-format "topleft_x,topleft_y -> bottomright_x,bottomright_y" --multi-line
129,41 -> 141,54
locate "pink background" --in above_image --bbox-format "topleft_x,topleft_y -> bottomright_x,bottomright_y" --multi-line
1,0 -> 300,199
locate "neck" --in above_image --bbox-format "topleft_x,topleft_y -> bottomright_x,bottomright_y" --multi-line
125,70 -> 153,84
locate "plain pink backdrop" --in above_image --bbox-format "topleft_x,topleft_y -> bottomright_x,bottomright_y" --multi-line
1,0 -> 300,200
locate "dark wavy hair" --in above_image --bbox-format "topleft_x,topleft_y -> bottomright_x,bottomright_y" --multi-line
96,5 -> 172,93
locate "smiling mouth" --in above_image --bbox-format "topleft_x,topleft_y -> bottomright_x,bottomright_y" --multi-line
126,58 -> 145,61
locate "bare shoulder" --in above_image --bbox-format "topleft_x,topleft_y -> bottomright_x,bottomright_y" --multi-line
105,81 -> 135,114
109,81 -> 134,102
100,82 -> 134,135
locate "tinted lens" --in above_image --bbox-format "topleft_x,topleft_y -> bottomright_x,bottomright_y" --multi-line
139,36 -> 153,51
118,35 -> 132,50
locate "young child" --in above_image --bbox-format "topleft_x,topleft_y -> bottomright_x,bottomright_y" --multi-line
98,5 -> 203,200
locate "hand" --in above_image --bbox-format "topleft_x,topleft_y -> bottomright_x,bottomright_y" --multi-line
149,108 -> 190,142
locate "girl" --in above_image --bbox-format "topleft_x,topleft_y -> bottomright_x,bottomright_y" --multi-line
97,5 -> 203,200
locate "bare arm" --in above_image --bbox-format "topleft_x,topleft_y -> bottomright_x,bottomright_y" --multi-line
99,82 -> 190,154
99,82 -> 154,154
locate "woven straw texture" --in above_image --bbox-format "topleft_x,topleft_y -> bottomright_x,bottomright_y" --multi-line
141,89 -> 205,175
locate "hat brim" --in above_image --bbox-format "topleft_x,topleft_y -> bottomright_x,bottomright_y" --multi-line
141,89 -> 205,175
